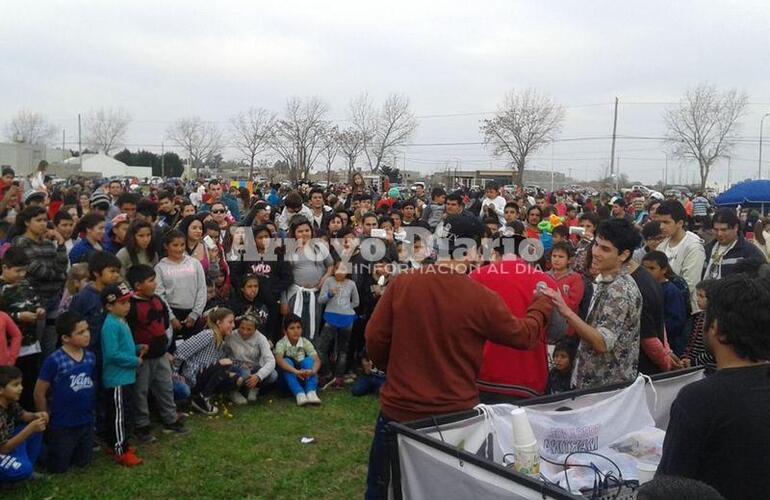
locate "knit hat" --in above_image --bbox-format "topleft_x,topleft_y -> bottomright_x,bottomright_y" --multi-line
90,192 -> 110,208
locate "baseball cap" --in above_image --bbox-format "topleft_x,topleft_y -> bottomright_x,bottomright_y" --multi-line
111,213 -> 129,227
101,283 -> 133,305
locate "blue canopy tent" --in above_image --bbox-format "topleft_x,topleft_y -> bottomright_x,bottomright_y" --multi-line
715,180 -> 770,211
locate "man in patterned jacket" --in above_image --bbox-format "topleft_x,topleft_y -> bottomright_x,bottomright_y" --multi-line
543,218 -> 642,389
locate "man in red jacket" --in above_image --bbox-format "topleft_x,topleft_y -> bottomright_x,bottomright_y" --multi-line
364,215 -> 552,499
471,239 -> 557,401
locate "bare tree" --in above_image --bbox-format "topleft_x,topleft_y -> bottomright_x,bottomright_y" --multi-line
480,89 -> 565,188
166,117 -> 224,177
664,84 -> 748,190
84,107 -> 132,155
270,97 -> 329,181
230,107 -> 276,181
4,109 -> 57,145
320,124 -> 339,185
336,127 -> 368,181
350,93 -> 418,173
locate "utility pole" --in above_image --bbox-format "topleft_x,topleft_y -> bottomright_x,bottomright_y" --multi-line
62,129 -> 65,152
77,113 -> 82,171
726,155 -> 732,187
161,141 -> 165,177
663,152 -> 668,187
609,97 -> 619,191
760,113 -> 770,180
616,156 -> 620,192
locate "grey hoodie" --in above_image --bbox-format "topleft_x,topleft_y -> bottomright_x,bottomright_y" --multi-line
154,255 -> 208,321
224,330 -> 276,381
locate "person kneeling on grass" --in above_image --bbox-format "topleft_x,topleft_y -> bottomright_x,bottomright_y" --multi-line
0,366 -> 47,484
274,314 -> 321,406
173,307 -> 242,416
224,314 -> 278,405
33,312 -> 96,473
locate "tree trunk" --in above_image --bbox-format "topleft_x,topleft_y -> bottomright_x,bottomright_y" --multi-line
699,160 -> 708,191
248,157 -> 255,182
515,160 -> 526,190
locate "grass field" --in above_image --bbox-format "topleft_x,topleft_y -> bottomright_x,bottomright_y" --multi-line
5,390 -> 380,500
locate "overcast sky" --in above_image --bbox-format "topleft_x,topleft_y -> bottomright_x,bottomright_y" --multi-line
2,1 -> 769,187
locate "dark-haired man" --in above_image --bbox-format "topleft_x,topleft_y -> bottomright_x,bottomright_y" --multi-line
199,180 -> 240,221
157,190 -> 180,228
702,208 -> 765,280
364,215 -> 552,499
544,218 -> 642,389
658,275 -> 770,500
655,200 -> 705,313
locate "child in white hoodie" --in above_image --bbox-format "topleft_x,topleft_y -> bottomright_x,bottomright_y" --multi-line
224,314 -> 277,404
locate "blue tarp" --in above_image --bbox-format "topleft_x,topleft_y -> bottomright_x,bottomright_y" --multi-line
715,180 -> 770,207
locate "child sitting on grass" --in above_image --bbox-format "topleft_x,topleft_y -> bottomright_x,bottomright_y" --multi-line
224,314 -> 278,405
546,341 -> 576,394
174,307 -> 238,416
351,351 -> 385,397
274,314 -> 321,406
33,311 -> 96,473
0,365 -> 47,483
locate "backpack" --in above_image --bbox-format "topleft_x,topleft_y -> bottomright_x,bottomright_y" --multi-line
669,274 -> 691,316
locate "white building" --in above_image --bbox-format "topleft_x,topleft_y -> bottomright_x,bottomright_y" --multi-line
64,153 -> 152,179
0,142 -> 69,175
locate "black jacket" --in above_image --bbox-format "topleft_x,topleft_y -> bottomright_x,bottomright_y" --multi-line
702,235 -> 766,280
228,247 -> 293,306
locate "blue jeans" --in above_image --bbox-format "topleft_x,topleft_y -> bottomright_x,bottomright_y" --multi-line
46,424 -> 93,473
231,366 -> 279,387
352,374 -> 385,397
365,413 -> 393,500
0,426 -> 43,483
280,357 -> 317,395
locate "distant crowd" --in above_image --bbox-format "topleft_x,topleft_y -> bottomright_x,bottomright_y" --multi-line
0,161 -> 769,500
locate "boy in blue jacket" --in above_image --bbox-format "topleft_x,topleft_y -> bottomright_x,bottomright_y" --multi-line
100,283 -> 146,467
70,251 -> 122,354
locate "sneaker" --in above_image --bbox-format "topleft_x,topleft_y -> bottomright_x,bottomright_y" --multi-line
296,392 -> 308,406
333,377 -> 345,389
247,388 -> 259,403
114,449 -> 143,467
230,390 -> 248,405
191,394 -> 218,416
344,372 -> 356,384
134,426 -> 157,444
306,390 -> 322,405
162,420 -> 191,435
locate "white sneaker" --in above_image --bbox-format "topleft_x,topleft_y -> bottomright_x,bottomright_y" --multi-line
296,392 -> 308,406
247,388 -> 259,403
230,390 -> 248,405
306,390 -> 322,405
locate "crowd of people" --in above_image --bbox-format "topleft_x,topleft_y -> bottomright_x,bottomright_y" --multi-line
0,163 -> 768,499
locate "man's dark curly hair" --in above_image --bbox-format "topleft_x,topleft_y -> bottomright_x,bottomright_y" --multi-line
705,275 -> 770,362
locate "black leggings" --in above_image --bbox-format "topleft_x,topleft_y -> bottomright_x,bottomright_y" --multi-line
192,363 -> 238,398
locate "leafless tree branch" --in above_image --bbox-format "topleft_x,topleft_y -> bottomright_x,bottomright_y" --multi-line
480,89 -> 565,187
4,109 -> 58,145
664,84 -> 748,190
84,107 -> 132,155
